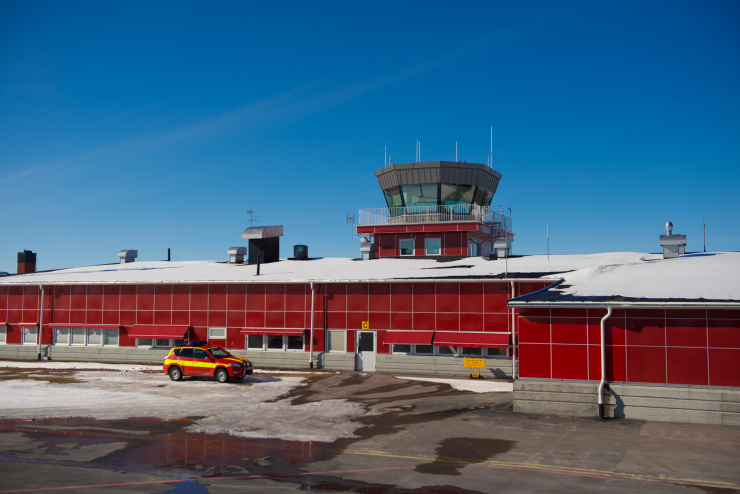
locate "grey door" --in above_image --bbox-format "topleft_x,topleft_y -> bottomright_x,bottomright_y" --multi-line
356,331 -> 376,371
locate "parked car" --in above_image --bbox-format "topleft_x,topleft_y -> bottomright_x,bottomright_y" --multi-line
163,340 -> 253,383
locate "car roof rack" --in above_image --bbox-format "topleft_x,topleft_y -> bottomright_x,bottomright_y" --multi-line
185,340 -> 208,347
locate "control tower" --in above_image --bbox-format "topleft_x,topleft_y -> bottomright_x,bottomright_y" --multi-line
356,161 -> 514,258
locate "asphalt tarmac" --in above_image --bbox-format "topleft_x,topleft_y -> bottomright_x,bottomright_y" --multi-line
1,371 -> 739,493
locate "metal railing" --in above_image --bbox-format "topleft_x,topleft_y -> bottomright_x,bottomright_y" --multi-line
359,205 -> 513,236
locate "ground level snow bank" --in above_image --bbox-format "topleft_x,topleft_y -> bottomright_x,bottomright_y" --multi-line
395,376 -> 513,393
0,369 -> 371,442
0,361 -> 161,371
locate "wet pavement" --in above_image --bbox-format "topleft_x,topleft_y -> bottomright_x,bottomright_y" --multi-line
1,370 -> 739,493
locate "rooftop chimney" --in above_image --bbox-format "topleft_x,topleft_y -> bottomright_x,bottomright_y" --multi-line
17,250 -> 36,274
118,250 -> 138,264
659,222 -> 686,259
359,237 -> 377,260
227,247 -> 246,263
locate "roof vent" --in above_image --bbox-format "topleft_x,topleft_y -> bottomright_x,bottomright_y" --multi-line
118,250 -> 138,264
659,222 -> 686,259
359,236 -> 377,260
227,247 -> 246,263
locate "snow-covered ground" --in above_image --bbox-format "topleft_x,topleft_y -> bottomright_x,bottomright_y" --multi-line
0,365 -> 370,442
394,376 -> 513,393
0,361 -> 322,374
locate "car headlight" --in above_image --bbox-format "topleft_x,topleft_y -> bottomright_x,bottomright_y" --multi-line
229,363 -> 241,367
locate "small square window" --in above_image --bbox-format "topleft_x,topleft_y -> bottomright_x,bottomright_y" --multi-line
287,335 -> 304,350
209,327 -> 226,339
154,339 -> 170,347
103,329 -> 119,346
438,345 -> 455,355
392,344 -> 412,354
461,347 -> 482,356
22,327 -> 37,345
55,328 -> 69,345
0,327 -> 6,343
399,239 -> 415,256
415,344 -> 434,354
266,335 -> 284,350
88,329 -> 102,346
71,328 -> 85,345
247,335 -> 264,349
137,338 -> 153,347
328,331 -> 346,352
424,238 -> 441,256
486,347 -> 508,357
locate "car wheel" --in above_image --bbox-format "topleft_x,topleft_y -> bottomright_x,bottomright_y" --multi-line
168,366 -> 183,381
215,368 -> 229,383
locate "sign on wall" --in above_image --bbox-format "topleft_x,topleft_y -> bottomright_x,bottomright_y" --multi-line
361,321 -> 369,330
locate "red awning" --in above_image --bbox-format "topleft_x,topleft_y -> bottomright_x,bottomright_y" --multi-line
240,329 -> 306,336
129,325 -> 190,339
49,323 -> 121,329
384,331 -> 434,345
434,332 -> 511,348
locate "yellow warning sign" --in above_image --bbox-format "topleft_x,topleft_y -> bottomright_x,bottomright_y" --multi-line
463,358 -> 485,368
361,321 -> 369,330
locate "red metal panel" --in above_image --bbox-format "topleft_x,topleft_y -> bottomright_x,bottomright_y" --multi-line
190,284 -> 209,310
519,344 -> 551,378
483,312 -> 508,331
434,332 -> 509,348
0,286 -> 7,311
436,283 -> 459,313
587,345 -> 626,381
460,313 -> 483,332
666,319 -> 707,347
550,308 -> 588,318
587,308 -> 626,319
246,311 -> 265,328
347,283 -> 368,312
551,318 -> 587,345
87,310 -> 103,325
285,284 -> 306,312
103,286 -> 119,311
708,319 -> 740,348
326,311 -> 347,330
209,284 -> 227,311
120,285 -> 137,311
377,234 -> 396,257
626,308 -> 664,319
226,327 -> 245,349
483,283 -> 509,313
456,224 -> 478,231
265,284 -> 284,312
426,224 -> 457,232
154,311 -> 171,326
667,347 -> 708,385
5,324 -> 20,344
517,308 -> 549,318
172,311 -> 190,326
435,312 -> 459,332
130,325 -> 190,338
86,286 -> 103,311
413,312 -> 435,331
708,349 -> 740,386
368,311 -> 390,330
312,309 -> 324,331
154,285 -> 172,311
626,319 -> 665,346
137,286 -> 154,311
173,285 -> 190,311
70,310 -> 85,324
377,330 -> 390,353
708,310 -> 740,320
224,310 -> 245,331
369,283 -> 391,312
390,312 -> 413,330
517,317 -> 550,344
120,311 -> 136,326
666,309 -> 707,319
21,310 -> 36,323
627,346 -> 666,384
246,284 -> 265,310
443,232 -> 464,256
227,284 -> 247,311
22,286 -> 39,310
460,283 -> 483,313
326,284 -> 346,312
240,329 -> 305,336
103,311 -> 119,325
8,287 -> 23,311
136,311 -> 153,325
190,310 -> 207,327
552,344 -> 588,380
285,311 -> 305,329
355,226 -> 374,234
263,311 -> 283,329
406,225 -> 424,232
587,318 -> 626,346
413,283 -> 435,312
70,286 -> 86,310
391,283 -> 412,312
370,225 -> 408,233
346,330 -> 356,353
517,283 -> 546,296
385,331 -> 434,345
347,311 -> 368,329
53,286 -> 70,310
7,309 -> 21,324
189,327 -> 206,341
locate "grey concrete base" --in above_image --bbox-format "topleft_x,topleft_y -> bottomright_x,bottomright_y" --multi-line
377,354 -> 512,378
514,379 -> 740,426
0,344 -> 169,364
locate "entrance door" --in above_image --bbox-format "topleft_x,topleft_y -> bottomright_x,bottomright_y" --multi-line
356,331 -> 376,371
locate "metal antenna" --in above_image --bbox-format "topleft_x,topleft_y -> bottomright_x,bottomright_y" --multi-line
385,146 -> 387,167
347,213 -> 355,238
490,126 -> 493,168
243,210 -> 260,227
695,217 -> 713,252
456,141 -> 457,162
547,226 -> 550,262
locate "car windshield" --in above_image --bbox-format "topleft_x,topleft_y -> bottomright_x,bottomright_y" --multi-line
208,347 -> 231,359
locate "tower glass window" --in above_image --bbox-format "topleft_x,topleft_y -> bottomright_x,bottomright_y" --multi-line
425,238 -> 441,255
441,184 -> 475,212
402,184 -> 438,212
399,239 -> 415,256
383,186 -> 404,213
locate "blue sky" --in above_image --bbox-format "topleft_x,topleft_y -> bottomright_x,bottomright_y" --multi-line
1,1 -> 738,272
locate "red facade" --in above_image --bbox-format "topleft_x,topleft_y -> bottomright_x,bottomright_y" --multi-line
517,308 -> 740,387
356,223 -> 492,257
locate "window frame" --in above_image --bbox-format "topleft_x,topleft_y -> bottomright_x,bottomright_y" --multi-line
0,325 -> 6,344
208,327 -> 227,339
136,338 -> 184,349
243,334 -> 305,352
389,345 -> 510,358
21,326 -> 38,345
424,237 -> 442,256
399,238 -> 415,257
327,330 -> 346,353
54,327 -> 120,347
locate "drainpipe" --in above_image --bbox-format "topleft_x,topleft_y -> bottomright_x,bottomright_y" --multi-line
309,282 -> 315,369
37,285 -> 45,361
598,307 -> 613,420
511,280 -> 516,379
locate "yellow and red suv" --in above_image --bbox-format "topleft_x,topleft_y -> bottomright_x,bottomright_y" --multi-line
163,341 -> 253,383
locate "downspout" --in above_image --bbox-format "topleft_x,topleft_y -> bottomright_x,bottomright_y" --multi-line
37,285 -> 45,361
511,280 -> 516,379
598,307 -> 613,420
309,282 -> 315,369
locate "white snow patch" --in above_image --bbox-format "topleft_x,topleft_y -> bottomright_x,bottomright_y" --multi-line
0,361 -> 161,372
0,370 -> 372,442
394,376 -> 513,393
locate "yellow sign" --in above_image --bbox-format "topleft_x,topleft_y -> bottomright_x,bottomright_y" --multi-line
361,321 -> 369,330
463,358 -> 485,369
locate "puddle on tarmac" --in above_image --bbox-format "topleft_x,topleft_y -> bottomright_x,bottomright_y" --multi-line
414,437 -> 517,476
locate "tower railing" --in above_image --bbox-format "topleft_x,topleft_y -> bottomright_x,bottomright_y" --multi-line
359,205 -> 513,237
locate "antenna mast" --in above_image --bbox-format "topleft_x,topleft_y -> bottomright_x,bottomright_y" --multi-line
490,126 -> 493,168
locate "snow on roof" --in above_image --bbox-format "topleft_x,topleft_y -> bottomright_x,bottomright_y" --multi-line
1,251 -> 737,302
